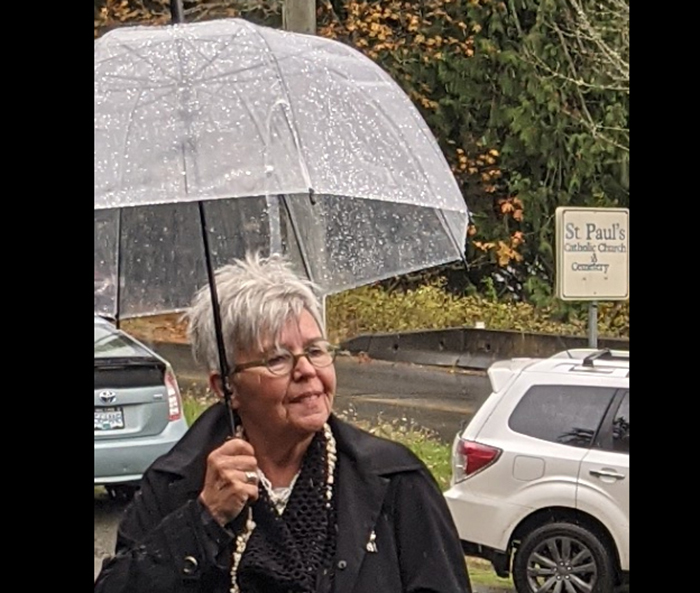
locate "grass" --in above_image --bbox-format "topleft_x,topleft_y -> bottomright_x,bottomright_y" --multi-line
467,558 -> 515,591
181,395 -> 515,591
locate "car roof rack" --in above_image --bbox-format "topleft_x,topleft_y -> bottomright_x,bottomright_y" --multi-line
581,348 -> 629,367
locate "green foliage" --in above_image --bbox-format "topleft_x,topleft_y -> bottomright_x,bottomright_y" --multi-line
319,0 -> 629,299
182,393 -> 206,426
326,280 -> 629,344
337,409 -> 453,490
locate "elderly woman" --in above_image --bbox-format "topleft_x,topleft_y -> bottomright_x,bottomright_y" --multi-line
94,253 -> 472,593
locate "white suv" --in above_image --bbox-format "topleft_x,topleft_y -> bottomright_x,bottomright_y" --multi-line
444,349 -> 629,593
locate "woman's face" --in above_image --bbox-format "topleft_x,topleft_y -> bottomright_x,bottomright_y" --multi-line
230,308 -> 336,440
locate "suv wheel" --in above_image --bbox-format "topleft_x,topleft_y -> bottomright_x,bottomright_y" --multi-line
512,522 -> 614,593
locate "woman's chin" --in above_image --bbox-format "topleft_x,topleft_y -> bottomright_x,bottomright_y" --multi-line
289,405 -> 332,434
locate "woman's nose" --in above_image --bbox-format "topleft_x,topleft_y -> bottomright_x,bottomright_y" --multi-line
292,353 -> 317,378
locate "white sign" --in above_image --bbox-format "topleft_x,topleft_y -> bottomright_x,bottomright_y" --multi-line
556,207 -> 629,301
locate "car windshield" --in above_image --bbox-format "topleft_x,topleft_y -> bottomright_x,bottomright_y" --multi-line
94,322 -> 150,359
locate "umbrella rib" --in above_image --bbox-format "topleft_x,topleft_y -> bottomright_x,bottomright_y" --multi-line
325,42 -> 466,215
194,80 -> 269,151
239,20 -> 313,193
177,28 -> 248,83
279,194 -> 315,284
100,38 -> 181,85
435,208 -> 470,270
113,86 -> 155,205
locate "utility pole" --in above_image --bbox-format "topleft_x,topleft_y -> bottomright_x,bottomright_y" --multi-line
170,0 -> 185,24
282,0 -> 316,34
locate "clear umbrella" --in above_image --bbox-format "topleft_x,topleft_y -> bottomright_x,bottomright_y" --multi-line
95,17 -> 470,431
95,18 -> 469,319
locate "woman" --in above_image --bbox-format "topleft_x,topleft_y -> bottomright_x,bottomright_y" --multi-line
94,252 -> 472,593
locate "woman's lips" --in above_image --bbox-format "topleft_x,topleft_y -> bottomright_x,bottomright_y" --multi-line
290,392 -> 323,404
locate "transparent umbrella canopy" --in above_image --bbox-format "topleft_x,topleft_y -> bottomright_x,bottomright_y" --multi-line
94,18 -> 470,321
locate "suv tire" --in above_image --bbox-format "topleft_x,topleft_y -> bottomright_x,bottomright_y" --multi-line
512,521 -> 615,593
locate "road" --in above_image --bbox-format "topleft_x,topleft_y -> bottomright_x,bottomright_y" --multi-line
95,356 -> 506,590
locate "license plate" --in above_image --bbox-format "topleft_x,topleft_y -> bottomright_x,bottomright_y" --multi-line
94,406 -> 124,431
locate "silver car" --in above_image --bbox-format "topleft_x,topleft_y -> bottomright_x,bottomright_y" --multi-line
94,315 -> 189,500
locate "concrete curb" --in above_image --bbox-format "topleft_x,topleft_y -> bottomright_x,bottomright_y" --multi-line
149,328 -> 629,375
340,328 -> 629,371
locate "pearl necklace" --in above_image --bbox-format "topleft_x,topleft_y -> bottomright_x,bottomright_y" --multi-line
229,423 -> 337,593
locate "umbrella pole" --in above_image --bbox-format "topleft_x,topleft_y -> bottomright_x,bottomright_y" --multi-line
197,201 -> 237,436
170,0 -> 185,24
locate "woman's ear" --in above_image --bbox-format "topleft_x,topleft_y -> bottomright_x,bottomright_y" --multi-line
208,372 -> 223,398
208,372 -> 239,409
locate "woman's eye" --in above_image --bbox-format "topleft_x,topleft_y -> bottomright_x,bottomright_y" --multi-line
267,353 -> 291,367
307,344 -> 328,357
309,342 -> 333,358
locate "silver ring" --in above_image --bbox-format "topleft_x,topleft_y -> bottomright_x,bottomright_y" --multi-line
244,471 -> 257,485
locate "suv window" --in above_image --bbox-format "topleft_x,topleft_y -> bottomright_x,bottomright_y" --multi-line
612,391 -> 629,453
508,385 -> 617,448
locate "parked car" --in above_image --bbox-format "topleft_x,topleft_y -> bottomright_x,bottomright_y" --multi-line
94,315 -> 189,500
444,348 -> 629,593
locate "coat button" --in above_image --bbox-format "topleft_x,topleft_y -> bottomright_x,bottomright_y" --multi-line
182,556 -> 199,575
337,560 -> 347,570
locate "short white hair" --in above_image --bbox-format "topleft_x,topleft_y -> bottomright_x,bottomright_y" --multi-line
185,252 -> 324,372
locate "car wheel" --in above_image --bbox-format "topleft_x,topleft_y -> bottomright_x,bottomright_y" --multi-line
512,521 -> 615,593
105,484 -> 138,502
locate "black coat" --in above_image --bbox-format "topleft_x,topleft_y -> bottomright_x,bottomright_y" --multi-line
94,404 -> 472,593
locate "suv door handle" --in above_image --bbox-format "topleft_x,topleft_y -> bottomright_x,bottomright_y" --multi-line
589,469 -> 625,480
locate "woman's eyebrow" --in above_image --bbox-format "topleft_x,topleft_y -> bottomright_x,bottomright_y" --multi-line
268,337 -> 325,351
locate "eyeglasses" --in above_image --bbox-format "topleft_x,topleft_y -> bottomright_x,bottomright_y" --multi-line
232,340 -> 338,376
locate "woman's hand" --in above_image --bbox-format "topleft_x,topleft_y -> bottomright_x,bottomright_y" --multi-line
199,438 -> 260,526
